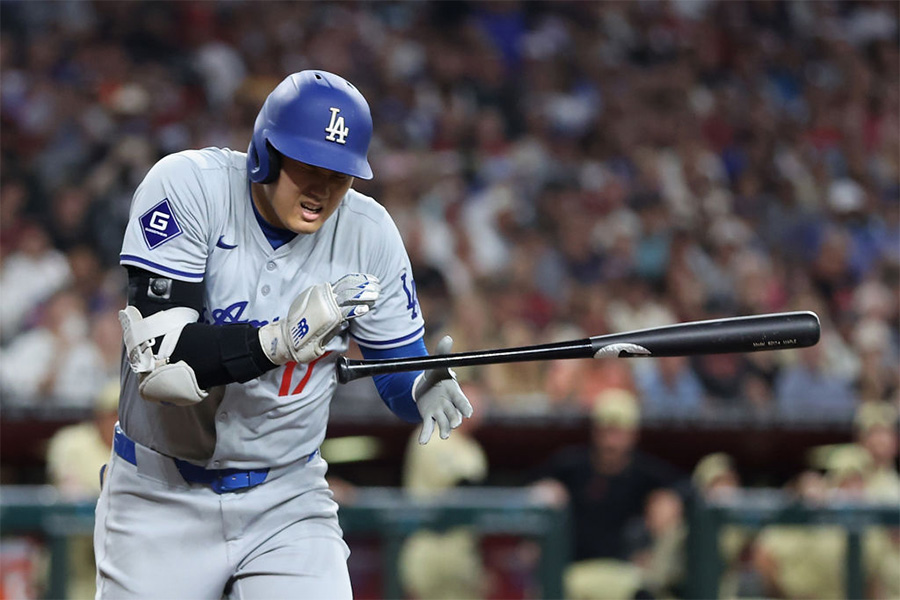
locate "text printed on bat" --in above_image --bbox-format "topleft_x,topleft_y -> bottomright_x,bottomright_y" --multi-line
752,338 -> 797,348
593,343 -> 652,358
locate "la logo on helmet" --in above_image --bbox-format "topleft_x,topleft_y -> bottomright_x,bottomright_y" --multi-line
325,107 -> 349,144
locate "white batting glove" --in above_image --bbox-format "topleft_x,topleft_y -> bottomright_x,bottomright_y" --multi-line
413,335 -> 474,445
331,273 -> 381,319
259,274 -> 380,365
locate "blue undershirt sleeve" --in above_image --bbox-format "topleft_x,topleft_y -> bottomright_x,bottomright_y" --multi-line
358,338 -> 427,423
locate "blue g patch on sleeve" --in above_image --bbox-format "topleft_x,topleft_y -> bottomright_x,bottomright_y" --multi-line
140,198 -> 183,250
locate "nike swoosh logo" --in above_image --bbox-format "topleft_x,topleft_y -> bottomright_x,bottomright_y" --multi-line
216,235 -> 237,250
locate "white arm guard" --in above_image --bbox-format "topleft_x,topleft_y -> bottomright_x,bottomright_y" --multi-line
119,305 -> 208,406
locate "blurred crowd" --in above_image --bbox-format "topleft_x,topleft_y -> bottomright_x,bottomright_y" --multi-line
2,3 -> 898,598
1,0 -> 898,425
395,383 -> 900,599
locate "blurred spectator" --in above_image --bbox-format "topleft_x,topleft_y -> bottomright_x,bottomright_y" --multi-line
691,453 -> 762,598
0,177 -> 30,259
692,453 -> 740,503
0,221 -> 71,343
852,401 -> 900,600
825,445 -> 899,600
65,245 -> 124,315
398,382 -> 490,600
825,178 -> 889,281
774,343 -> 856,419
854,401 -> 900,502
871,528 -> 900,600
605,276 -> 675,336
731,250 -> 786,316
84,307 -> 127,388
809,225 -> 858,318
625,488 -> 688,598
825,444 -> 876,498
483,320 -> 548,410
407,261 -> 454,349
45,379 -> 118,600
43,185 -> 95,252
0,288 -> 105,408
634,356 -> 705,419
753,468 -> 855,600
852,317 -> 900,403
753,451 -> 893,600
46,379 -> 118,497
690,352 -> 765,413
442,288 -> 494,372
530,389 -> 687,599
398,529 -> 487,600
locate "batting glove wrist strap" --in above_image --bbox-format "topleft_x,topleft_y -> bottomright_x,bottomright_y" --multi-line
412,335 -> 474,445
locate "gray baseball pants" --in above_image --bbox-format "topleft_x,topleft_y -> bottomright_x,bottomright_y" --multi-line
94,434 -> 352,599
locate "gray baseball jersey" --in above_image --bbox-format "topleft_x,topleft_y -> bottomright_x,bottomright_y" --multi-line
118,147 -> 424,468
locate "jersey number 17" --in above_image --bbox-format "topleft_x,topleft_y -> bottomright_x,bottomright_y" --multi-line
278,352 -> 331,396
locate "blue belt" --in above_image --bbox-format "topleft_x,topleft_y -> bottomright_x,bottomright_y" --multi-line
113,426 -> 270,494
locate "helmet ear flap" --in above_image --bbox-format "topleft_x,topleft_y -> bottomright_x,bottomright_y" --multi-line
262,142 -> 281,184
248,139 -> 282,184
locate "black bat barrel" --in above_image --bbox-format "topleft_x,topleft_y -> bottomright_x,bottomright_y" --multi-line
589,311 -> 821,357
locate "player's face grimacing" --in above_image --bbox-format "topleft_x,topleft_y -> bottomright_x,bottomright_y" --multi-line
254,157 -> 354,234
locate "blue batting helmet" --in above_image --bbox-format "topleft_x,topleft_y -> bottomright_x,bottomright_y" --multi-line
247,70 -> 373,183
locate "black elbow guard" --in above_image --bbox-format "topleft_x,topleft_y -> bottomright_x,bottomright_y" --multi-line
173,323 -> 277,388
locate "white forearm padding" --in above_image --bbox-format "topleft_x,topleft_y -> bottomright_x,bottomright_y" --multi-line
119,305 -> 200,373
138,361 -> 209,406
119,304 -> 207,405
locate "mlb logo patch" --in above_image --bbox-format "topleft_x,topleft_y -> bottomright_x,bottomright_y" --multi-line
140,198 -> 182,250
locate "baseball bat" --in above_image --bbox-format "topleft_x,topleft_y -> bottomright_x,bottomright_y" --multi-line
335,311 -> 820,384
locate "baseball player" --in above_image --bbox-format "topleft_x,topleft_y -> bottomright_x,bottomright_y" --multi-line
95,70 -> 473,599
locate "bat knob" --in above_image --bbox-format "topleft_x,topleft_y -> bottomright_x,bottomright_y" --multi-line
335,356 -> 352,384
